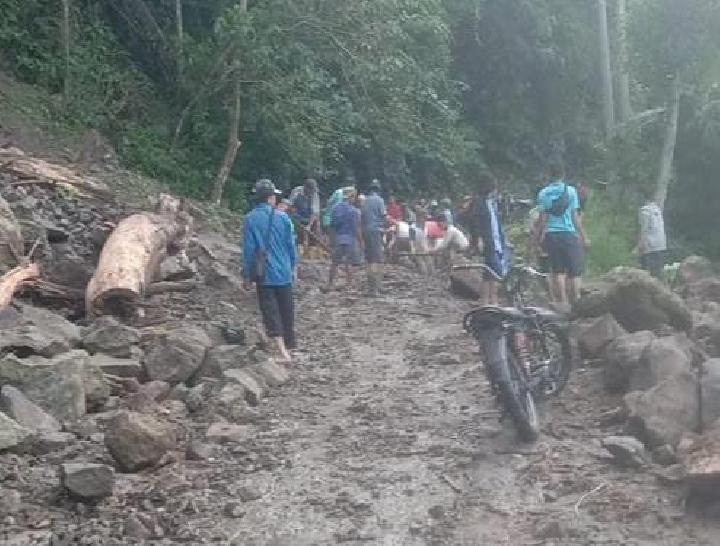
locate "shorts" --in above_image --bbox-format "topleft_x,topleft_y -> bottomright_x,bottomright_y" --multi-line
363,231 -> 385,264
332,242 -> 362,266
543,232 -> 585,278
640,250 -> 665,280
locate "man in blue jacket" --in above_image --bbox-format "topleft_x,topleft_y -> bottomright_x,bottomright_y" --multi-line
242,179 -> 298,364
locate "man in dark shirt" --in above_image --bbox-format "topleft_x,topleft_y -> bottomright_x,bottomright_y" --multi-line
328,188 -> 362,291
361,179 -> 387,295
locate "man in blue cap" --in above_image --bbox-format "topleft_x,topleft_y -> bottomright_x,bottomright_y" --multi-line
242,179 -> 297,363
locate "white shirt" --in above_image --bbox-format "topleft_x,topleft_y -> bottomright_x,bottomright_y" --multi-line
639,202 -> 667,253
436,225 -> 469,252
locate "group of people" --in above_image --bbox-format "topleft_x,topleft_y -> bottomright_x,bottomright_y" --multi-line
241,165 -> 667,363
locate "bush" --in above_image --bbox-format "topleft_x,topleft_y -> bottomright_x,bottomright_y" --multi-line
584,196 -> 636,275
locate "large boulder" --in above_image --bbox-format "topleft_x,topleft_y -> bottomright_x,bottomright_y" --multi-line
603,331 -> 656,393
577,314 -> 626,359
196,345 -> 250,379
0,385 -> 61,432
693,309 -> 720,357
82,316 -> 140,358
144,325 -> 212,385
625,359 -> 720,448
223,369 -> 266,406
678,256 -> 715,286
683,278 -> 720,308
0,325 -> 72,358
0,351 -> 87,421
629,335 -> 693,392
0,412 -> 31,451
15,303 -> 81,346
61,463 -> 115,499
89,353 -> 143,379
104,411 -> 176,472
575,267 -> 693,333
253,359 -> 290,387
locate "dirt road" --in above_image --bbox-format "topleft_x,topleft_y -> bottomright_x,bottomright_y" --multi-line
220,267 -> 720,545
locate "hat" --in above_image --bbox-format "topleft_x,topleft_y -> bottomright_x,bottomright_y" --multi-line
369,179 -> 381,191
254,179 -> 282,198
441,198 -> 452,207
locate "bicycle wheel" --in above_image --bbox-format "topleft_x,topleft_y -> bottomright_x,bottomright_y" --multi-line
537,323 -> 572,397
490,336 -> 540,442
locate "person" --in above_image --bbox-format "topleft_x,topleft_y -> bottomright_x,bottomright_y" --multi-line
387,195 -> 404,222
242,179 -> 298,364
328,187 -> 362,291
440,198 -> 454,226
361,180 -> 387,295
434,214 -> 469,254
636,187 -> 667,279
474,173 -> 509,305
292,179 -> 321,258
536,162 -> 589,306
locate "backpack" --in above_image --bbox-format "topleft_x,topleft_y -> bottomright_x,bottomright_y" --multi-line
548,184 -> 569,217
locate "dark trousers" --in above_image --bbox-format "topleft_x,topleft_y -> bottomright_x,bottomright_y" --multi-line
257,284 -> 295,349
640,251 -> 666,280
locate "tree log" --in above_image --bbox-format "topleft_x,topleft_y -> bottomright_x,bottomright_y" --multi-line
0,194 -> 23,270
145,279 -> 197,296
0,155 -> 111,197
86,196 -> 188,316
0,263 -> 40,310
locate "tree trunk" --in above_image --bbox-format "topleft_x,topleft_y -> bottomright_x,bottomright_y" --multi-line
597,0 -> 615,137
85,195 -> 190,316
0,264 -> 40,310
60,0 -> 71,102
654,78 -> 681,211
211,75 -> 242,205
616,0 -> 632,123
0,195 -> 23,271
175,0 -> 183,81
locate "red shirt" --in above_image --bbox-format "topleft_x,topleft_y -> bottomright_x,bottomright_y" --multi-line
387,202 -> 403,221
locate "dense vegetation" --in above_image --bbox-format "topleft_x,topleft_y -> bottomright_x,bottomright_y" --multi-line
0,0 -> 719,261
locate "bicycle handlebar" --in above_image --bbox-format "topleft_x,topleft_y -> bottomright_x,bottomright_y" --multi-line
451,263 -> 548,281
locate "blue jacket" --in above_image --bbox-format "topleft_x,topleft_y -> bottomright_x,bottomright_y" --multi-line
242,203 -> 297,286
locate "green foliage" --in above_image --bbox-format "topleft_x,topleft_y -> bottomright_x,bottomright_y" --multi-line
583,197 -> 636,275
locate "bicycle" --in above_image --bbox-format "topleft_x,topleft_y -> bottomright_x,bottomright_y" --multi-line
459,262 -> 572,442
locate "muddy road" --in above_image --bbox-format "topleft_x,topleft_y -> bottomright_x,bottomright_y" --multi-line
219,267 -> 720,545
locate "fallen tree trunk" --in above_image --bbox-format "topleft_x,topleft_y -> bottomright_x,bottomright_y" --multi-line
0,263 -> 40,310
0,155 -> 111,198
0,194 -> 24,270
86,195 -> 190,316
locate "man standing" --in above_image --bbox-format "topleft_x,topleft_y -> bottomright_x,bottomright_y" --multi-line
243,179 -> 297,364
637,187 -> 667,279
292,178 -> 321,258
536,163 -> 589,306
328,188 -> 362,291
361,179 -> 387,295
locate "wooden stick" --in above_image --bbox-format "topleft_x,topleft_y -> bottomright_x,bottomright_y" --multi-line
574,483 -> 607,516
0,263 -> 40,310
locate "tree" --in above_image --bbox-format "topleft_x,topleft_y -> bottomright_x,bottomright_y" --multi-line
615,0 -> 632,123
597,0 -> 615,137
60,0 -> 71,102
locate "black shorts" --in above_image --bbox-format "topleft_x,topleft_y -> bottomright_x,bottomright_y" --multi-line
363,231 -> 385,264
543,232 -> 585,278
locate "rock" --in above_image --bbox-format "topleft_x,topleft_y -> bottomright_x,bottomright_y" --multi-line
82,317 -> 140,358
678,256 -> 715,286
124,514 -> 151,540
684,278 -> 720,307
144,325 -> 212,385
185,383 -> 209,413
218,383 -> 245,406
125,392 -> 162,414
449,269 -> 483,299
168,384 -> 189,402
198,345 -> 250,379
45,254 -> 92,289
602,435 -> 648,468
0,385 -> 61,432
0,325 -> 72,358
0,351 -> 87,421
683,421 -> 720,498
61,463 -> 115,499
159,255 -> 197,281
138,381 -> 171,402
577,314 -> 626,359
237,484 -> 263,502
206,422 -> 253,443
89,354 -> 142,379
205,262 -> 242,291
253,359 -> 290,387
104,411 -> 176,472
25,431 -> 75,455
221,324 -> 246,345
535,521 -> 563,540
693,310 -> 720,357
624,360 -> 720,448
630,335 -> 692,392
16,303 -> 81,346
186,441 -> 213,461
603,331 -> 656,393
223,369 -> 266,406
83,356 -> 111,411
224,501 -> 245,518
0,413 -> 31,451
653,444 -> 678,466
575,267 -> 693,332
0,488 -> 22,515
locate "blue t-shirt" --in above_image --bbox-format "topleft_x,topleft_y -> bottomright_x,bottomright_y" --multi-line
242,203 -> 297,286
361,192 -> 386,232
538,181 -> 579,233
332,200 -> 360,245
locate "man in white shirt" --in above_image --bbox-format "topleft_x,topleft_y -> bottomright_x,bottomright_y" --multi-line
637,189 -> 667,280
